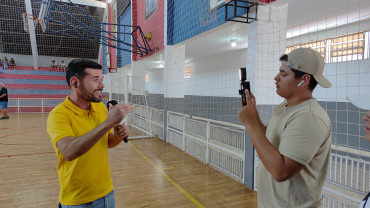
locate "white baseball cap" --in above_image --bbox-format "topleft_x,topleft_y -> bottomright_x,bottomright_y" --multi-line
281,48 -> 332,88
347,94 -> 370,110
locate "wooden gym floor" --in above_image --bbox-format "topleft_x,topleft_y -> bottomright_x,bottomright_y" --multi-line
0,113 -> 257,208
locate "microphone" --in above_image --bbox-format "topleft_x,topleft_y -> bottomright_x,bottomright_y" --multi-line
107,100 -> 128,143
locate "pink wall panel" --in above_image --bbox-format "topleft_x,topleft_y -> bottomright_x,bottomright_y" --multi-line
259,0 -> 276,3
108,3 -> 117,69
132,0 -> 165,61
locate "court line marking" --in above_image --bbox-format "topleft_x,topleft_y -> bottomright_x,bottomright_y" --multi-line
0,152 -> 54,158
129,142 -> 205,208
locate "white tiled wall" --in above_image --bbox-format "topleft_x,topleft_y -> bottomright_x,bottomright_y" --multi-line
146,69 -> 164,94
164,45 -> 185,98
184,49 -> 247,97
249,4 -> 288,105
313,59 -> 370,102
130,61 -> 146,95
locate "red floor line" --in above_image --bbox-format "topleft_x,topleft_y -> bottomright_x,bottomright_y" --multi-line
0,152 -> 55,158
0,131 -> 43,139
0,142 -> 38,146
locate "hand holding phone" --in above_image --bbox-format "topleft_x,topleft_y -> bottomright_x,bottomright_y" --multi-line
238,68 -> 251,106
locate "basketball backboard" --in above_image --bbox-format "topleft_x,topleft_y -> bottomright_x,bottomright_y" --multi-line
38,0 -> 52,32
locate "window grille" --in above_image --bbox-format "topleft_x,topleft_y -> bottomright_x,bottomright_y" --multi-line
286,40 -> 326,59
330,32 -> 365,63
285,31 -> 369,63
145,73 -> 150,83
185,66 -> 191,78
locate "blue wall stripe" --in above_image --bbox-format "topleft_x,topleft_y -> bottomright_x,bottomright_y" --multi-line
117,5 -> 132,68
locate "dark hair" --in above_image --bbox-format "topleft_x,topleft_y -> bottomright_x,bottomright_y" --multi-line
66,59 -> 102,87
280,54 -> 318,91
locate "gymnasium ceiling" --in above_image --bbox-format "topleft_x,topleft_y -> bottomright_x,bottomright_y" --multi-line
1,0 -> 370,65
0,0 -> 105,59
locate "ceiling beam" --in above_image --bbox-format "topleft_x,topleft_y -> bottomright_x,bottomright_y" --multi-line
58,0 -> 106,8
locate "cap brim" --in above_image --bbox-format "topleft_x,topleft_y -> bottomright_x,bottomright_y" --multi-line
347,94 -> 370,110
314,75 -> 332,88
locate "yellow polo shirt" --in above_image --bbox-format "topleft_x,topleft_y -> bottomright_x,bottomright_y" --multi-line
47,96 -> 113,205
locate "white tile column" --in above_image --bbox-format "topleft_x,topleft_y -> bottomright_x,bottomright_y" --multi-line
247,4 -> 288,105
164,45 -> 185,98
130,61 -> 146,96
244,3 -> 288,189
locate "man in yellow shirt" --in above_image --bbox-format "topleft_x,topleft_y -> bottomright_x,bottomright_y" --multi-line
47,59 -> 134,208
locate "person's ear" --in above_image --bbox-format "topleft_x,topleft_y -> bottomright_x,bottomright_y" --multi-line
298,74 -> 311,87
297,80 -> 304,87
70,77 -> 79,88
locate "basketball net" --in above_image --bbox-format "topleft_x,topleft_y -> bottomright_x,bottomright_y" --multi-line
22,13 -> 45,33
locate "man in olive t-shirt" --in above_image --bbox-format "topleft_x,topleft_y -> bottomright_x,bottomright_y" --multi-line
238,48 -> 332,207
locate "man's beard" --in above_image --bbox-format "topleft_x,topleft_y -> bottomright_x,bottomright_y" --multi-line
80,84 -> 102,103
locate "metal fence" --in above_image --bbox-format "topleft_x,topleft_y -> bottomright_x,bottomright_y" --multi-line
327,153 -> 369,195
129,104 -> 369,208
128,104 -> 164,140
8,98 -> 65,112
10,100 -> 367,207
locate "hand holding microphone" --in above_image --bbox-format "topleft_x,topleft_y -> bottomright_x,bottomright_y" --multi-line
107,100 -> 135,143
113,123 -> 129,143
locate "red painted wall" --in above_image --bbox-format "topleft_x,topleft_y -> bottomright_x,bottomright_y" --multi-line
108,3 -> 117,69
132,0 -> 165,61
259,0 -> 277,3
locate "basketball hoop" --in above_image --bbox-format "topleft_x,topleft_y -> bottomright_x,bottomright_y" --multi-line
22,13 -> 45,33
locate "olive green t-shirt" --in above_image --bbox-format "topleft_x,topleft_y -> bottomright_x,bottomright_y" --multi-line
256,98 -> 331,208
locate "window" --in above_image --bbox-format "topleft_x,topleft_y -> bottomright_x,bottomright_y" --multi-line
184,66 -> 191,78
285,31 -> 369,63
210,0 -> 225,11
300,40 -> 326,59
145,0 -> 157,20
145,73 -> 150,83
330,32 -> 365,63
286,40 -> 326,59
285,45 -> 297,54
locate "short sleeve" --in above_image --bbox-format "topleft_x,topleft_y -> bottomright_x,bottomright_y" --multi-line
47,110 -> 75,146
279,112 -> 330,166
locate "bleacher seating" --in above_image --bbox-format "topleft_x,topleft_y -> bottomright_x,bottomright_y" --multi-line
0,68 -> 69,98
10,66 -> 56,71
0,67 -> 68,112
0,66 -> 108,112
